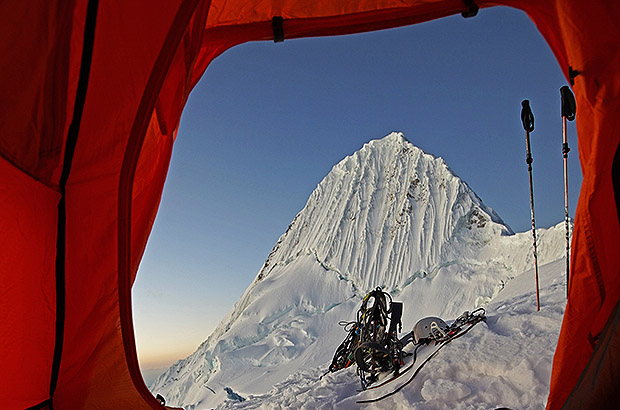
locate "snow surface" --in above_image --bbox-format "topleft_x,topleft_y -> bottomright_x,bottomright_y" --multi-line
214,259 -> 566,410
149,133 -> 568,409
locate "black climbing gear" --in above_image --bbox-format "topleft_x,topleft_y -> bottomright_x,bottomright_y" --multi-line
357,309 -> 487,404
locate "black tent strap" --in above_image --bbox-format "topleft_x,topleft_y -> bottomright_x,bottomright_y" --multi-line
569,66 -> 581,86
272,16 -> 284,43
461,0 -> 479,18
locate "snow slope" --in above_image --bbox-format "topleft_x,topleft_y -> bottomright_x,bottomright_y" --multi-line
217,258 -> 566,409
150,133 -> 568,409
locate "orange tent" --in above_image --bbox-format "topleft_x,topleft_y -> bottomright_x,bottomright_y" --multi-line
1,1 -> 618,409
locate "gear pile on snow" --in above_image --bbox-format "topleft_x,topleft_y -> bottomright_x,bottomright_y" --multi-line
328,288 -> 403,387
328,287 -> 487,396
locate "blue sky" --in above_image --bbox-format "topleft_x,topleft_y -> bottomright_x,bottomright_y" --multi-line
133,6 -> 581,372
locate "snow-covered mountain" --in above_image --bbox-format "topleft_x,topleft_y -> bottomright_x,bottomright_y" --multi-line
149,132 -> 568,409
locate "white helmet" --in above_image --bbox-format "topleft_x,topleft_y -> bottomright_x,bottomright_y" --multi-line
413,316 -> 449,343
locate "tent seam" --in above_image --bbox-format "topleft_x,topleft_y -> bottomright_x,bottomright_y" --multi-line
49,0 -> 99,404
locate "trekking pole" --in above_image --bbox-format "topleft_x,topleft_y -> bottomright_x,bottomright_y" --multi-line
560,86 -> 576,299
521,100 -> 540,311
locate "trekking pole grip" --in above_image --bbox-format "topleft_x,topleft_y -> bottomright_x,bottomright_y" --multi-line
560,85 -> 576,121
521,100 -> 534,132
521,100 -> 534,167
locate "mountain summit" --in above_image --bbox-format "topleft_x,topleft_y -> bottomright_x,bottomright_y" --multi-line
258,131 -> 512,292
150,132 -> 565,409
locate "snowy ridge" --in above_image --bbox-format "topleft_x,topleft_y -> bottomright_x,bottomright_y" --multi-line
150,133 -> 568,409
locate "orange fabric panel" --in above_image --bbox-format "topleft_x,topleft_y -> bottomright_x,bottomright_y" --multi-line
0,157 -> 59,409
120,2 -> 210,406
130,119 -> 175,285
0,0 -> 81,186
50,0 -> 209,407
118,5 -> 212,407
522,2 -> 620,408
204,0 -> 466,28
547,99 -> 620,406
193,0 -> 476,65
50,1 -> 190,408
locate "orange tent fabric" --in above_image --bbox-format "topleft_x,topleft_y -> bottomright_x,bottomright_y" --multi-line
1,1 -> 619,409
